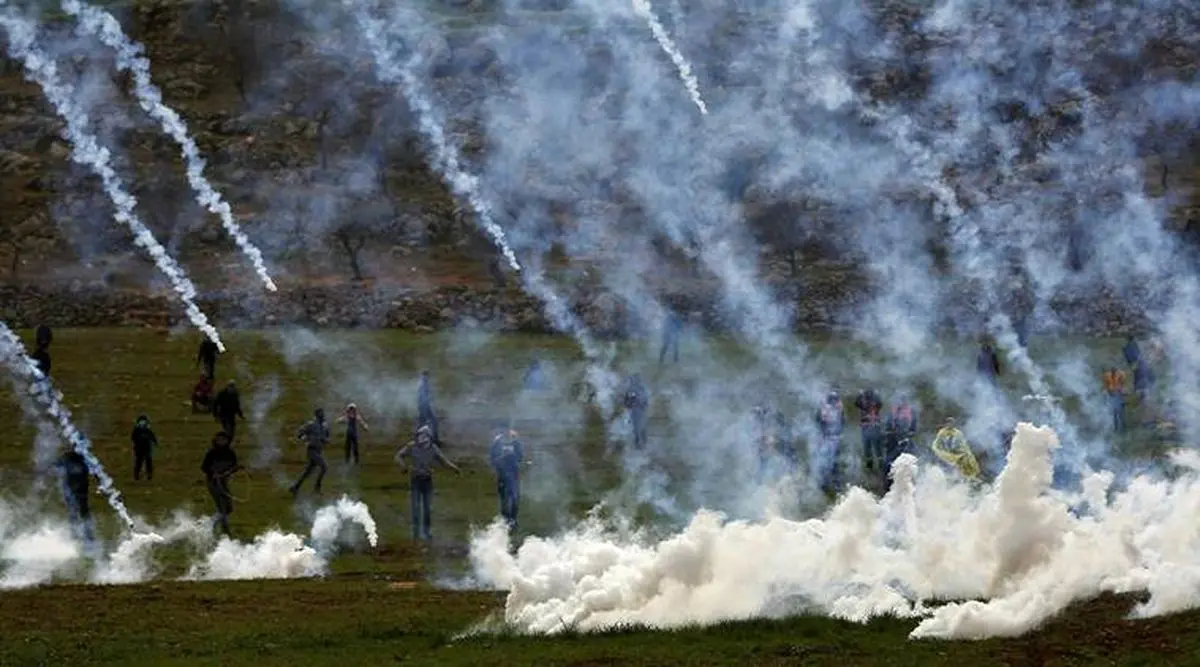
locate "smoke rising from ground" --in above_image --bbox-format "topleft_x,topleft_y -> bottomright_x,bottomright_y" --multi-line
0,495 -> 378,588
468,423 -> 1200,640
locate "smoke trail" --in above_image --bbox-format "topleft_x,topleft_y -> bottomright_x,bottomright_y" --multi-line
344,0 -> 519,271
0,321 -> 135,529
61,0 -> 278,292
0,5 -> 224,351
629,0 -> 707,115
338,1 -> 622,406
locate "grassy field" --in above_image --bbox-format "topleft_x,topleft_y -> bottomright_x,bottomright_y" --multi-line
0,328 -> 1195,665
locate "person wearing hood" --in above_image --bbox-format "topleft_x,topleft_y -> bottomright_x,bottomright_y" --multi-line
290,408 -> 330,496
131,414 -> 158,481
337,403 -> 369,466
395,423 -> 461,541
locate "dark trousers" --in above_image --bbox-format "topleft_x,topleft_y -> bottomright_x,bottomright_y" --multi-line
64,487 -> 96,544
632,410 -> 648,449
291,449 -> 327,493
134,443 -> 153,480
345,435 -> 360,465
207,477 -> 233,536
218,413 -> 237,440
861,425 -> 885,474
498,475 -> 520,531
411,474 -> 434,541
202,359 -> 215,380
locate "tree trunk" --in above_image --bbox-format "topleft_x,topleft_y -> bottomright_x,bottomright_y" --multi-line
336,231 -> 366,282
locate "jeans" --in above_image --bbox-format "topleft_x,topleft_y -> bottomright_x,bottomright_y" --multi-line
411,475 -> 434,541
861,426 -> 885,475
345,435 -> 360,465
498,475 -> 520,531
632,410 -> 648,449
1109,394 -> 1125,432
207,477 -> 234,536
292,448 -> 327,493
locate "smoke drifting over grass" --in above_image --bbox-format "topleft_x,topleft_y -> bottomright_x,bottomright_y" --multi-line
0,495 -> 378,588
468,423 -> 1200,640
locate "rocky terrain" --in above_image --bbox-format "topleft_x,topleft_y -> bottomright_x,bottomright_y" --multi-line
0,0 -> 1197,335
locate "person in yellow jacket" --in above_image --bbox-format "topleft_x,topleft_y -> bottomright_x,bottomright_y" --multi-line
930,418 -> 981,480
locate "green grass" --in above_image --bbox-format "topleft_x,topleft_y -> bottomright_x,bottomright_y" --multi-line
0,328 -> 1195,665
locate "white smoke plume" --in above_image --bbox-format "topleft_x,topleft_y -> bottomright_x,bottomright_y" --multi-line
469,423 -> 1200,639
0,320 -> 136,529
341,0 -> 520,272
325,0 -> 621,408
629,0 -> 708,115
0,4 -> 224,351
0,496 -> 379,587
61,0 -> 279,293
310,494 -> 379,549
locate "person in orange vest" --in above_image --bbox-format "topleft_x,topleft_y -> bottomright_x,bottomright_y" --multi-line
1102,366 -> 1127,432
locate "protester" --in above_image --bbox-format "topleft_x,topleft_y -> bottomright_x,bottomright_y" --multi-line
395,424 -> 461,541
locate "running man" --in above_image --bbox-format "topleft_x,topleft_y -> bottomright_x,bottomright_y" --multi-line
488,426 -> 524,532
930,418 -> 981,481
201,431 -> 241,537
131,414 -> 158,481
290,408 -> 330,496
395,424 -> 461,541
337,403 -> 369,466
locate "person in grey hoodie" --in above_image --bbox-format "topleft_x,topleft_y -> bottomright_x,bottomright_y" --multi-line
395,424 -> 461,541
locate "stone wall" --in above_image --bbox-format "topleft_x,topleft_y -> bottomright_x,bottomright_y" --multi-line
0,277 -> 1158,337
